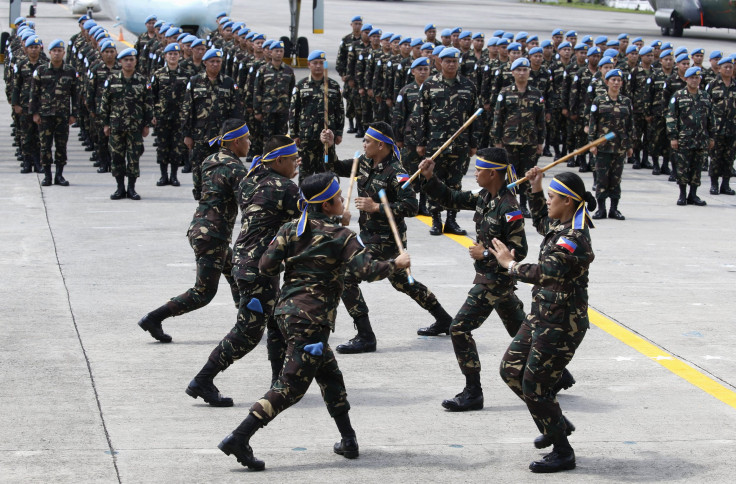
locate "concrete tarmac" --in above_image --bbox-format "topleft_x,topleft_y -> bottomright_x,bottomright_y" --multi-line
1,1 -> 735,482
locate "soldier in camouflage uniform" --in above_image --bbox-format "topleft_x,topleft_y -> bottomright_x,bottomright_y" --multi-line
702,51 -> 721,89
667,66 -> 715,206
416,47 -> 480,236
182,47 -> 241,200
99,48 -> 153,200
179,37 -> 206,79
87,40 -> 120,174
367,32 -> 394,125
549,41 -> 573,160
355,27 -> 381,135
391,38 -> 420,103
137,120 -> 250,353
627,46 -> 655,170
336,15 -> 363,134
649,49 -> 675,175
569,47 -> 601,172
416,148 -> 528,412
528,47 -> 553,157
29,39 -> 77,187
135,15 -> 157,72
254,41 -> 295,142
149,43 -> 189,187
11,35 -> 44,174
493,57 -> 546,219
289,50 -> 344,182
493,169 -> 596,474
217,172 -> 411,471
705,57 -> 736,196
588,69 -> 634,220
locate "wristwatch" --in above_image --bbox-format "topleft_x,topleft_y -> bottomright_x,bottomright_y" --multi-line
483,249 -> 490,259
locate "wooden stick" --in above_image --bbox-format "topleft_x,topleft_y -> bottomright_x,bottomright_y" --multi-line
507,132 -> 616,189
402,107 -> 484,189
378,189 -> 414,284
323,61 -> 330,164
343,151 -> 361,206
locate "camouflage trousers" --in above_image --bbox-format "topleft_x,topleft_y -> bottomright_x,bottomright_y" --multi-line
400,146 -> 422,175
20,113 -> 40,160
344,82 -> 358,119
567,114 -> 585,154
298,139 -> 329,183
633,113 -> 648,155
95,119 -> 110,166
156,119 -> 187,166
372,97 -> 390,124
499,315 -> 586,441
38,116 -> 70,168
109,128 -> 144,178
593,151 -> 625,200
169,235 -> 239,316
190,139 -> 219,196
426,149 -> 471,212
341,237 -> 440,319
547,109 -> 565,153
674,147 -> 707,186
505,144 -> 539,195
210,274 -> 284,370
359,92 -> 372,127
262,112 -> 289,141
709,136 -> 735,178
250,315 -> 349,425
451,283 -> 526,375
648,115 -> 669,158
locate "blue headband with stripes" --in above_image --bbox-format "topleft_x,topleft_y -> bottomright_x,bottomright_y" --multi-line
296,177 -> 341,236
476,156 -> 519,194
549,178 -> 594,229
365,127 -> 401,162
208,122 -> 250,147
247,141 -> 298,176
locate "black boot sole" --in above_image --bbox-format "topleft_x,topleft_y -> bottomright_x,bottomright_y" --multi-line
185,380 -> 234,407
218,438 -> 265,470
137,318 -> 172,343
334,445 -> 359,459
441,398 -> 484,412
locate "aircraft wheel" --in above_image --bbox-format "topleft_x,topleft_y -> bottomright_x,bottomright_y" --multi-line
671,18 -> 683,37
661,26 -> 670,36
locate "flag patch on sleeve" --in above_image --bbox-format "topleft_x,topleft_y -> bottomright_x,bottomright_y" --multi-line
396,173 -> 409,183
505,210 -> 523,222
556,237 -> 577,253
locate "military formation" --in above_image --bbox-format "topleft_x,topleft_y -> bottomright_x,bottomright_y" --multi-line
4,8 -> 736,478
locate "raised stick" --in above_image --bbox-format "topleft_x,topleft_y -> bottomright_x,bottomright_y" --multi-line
323,61 -> 330,164
378,189 -> 414,284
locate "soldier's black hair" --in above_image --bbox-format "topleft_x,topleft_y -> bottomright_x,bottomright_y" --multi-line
368,121 -> 394,140
476,147 -> 509,164
263,135 -> 295,155
301,172 -> 339,213
219,118 -> 247,144
554,172 -> 597,212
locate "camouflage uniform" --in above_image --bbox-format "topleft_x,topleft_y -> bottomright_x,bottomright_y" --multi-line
240,56 -> 267,155
666,87 -> 715,187
87,60 -> 121,172
253,61 -> 295,141
422,176 -> 528,375
150,64 -> 189,173
648,69 -> 672,167
179,58 -> 205,78
548,59 -> 570,157
11,57 -> 42,165
627,65 -> 654,166
337,32 -> 362,125
250,212 -> 397,425
99,71 -> 153,178
135,31 -> 156,73
289,74 -> 344,181
392,80 -> 423,175
705,76 -> 736,179
500,190 -> 595,445
569,67 -> 596,163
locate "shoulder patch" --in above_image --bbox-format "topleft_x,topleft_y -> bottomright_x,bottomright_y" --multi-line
104,79 -> 109,87
396,94 -> 403,103
591,104 -> 597,112
557,237 -> 577,253
670,97 -> 675,104
497,94 -> 503,102
505,210 -> 523,222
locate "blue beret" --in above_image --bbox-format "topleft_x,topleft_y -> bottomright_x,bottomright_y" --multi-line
626,45 -> 638,54
262,39 -> 273,49
674,46 -> 687,56
20,30 -> 35,40
551,28 -> 564,36
605,68 -> 622,80
528,35 -> 539,42
659,49 -> 672,59
222,22 -> 234,30
598,56 -> 614,67
203,48 -> 223,60
510,57 -> 531,70
632,36 -> 643,43
154,20 -> 164,28
369,28 -> 381,36
662,42 -> 673,50
307,50 -> 326,61
595,36 -> 608,44
639,46 -> 653,55
710,50 -> 723,60
361,24 -> 373,32
216,11 -> 228,18
496,38 -> 510,47
252,33 -> 265,41
676,53 -> 690,63
411,57 -> 430,68
502,32 -> 514,39
26,21 -> 35,29
77,15 -> 88,24
565,30 -> 577,38
606,40 -> 619,47
400,37 -> 412,45
541,40 -> 552,48
685,66 -> 702,78
145,15 -> 157,23
691,48 -> 704,56
380,32 -> 393,41
558,41 -> 572,50
25,35 -> 42,48
117,47 -> 137,59
269,41 -> 284,50
177,32 -> 189,41
618,33 -> 629,40
421,42 -> 434,50
89,26 -> 101,36
425,23 -> 436,32
411,38 -> 422,47
351,15 -> 363,22
100,40 -> 116,51
163,43 -> 180,54
165,27 -> 181,38
451,27 -> 462,34
581,35 -> 593,44
232,22 -> 245,31
650,39 -> 662,47
83,20 -> 97,30
459,31 -> 471,39
94,30 -> 108,41
238,27 -> 250,37
191,38 -> 206,48
573,44 -> 586,51
604,48 -> 619,58
472,32 -> 484,40
432,45 -> 445,56
528,46 -> 543,56
718,56 -> 733,65
441,28 -> 452,37
587,46 -> 601,56
487,37 -> 498,46
159,23 -> 170,34
245,32 -> 255,40
515,31 -> 528,41
507,42 -> 522,52
493,30 -> 504,37
218,17 -> 230,25
439,47 -> 461,59
390,34 -> 402,43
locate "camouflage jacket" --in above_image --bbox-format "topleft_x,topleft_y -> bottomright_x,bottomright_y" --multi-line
232,164 -> 301,280
347,41 -> 370,85
10,58 -> 42,111
188,147 -> 248,243
569,66 -> 596,115
328,151 -> 418,246
181,72 -> 240,139
701,67 -> 718,90
461,49 -> 489,89
480,59 -> 506,107
392,80 -> 422,147
493,84 -> 546,146
99,71 -> 153,130
666,88 -> 715,150
289,75 -> 345,139
179,58 -> 206,78
626,65 -> 654,114
548,59 -> 570,110
29,62 -> 78,118
87,61 -> 121,116
135,32 -> 155,71
583,72 -> 608,124
370,49 -> 393,96
150,64 -> 190,121
705,75 -> 736,138
588,93 -> 634,153
253,61 -> 295,115
259,212 -> 396,329
423,177 -> 528,285
529,67 -> 552,111
241,57 -> 267,111
650,68 -> 673,116
661,73 -> 687,112
509,190 -> 595,331
391,55 -> 414,100
416,73 -> 480,151
360,47 -> 382,90
337,32 -> 361,78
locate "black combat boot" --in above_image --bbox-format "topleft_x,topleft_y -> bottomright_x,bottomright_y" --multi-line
186,359 -> 234,407
333,413 -> 359,459
632,152 -> 641,169
592,197 -> 607,219
33,155 -> 42,173
651,157 -> 660,175
336,315 -> 376,354
552,368 -> 576,396
54,165 -> 70,186
543,145 -> 552,157
41,166 -> 53,186
641,149 -> 652,168
111,176 -> 127,200
418,193 -> 431,216
443,210 -> 467,235
97,157 -> 110,173
218,413 -> 266,470
127,177 -> 141,200
20,157 -> 32,174
660,158 -> 671,175
347,117 -> 356,134
429,211 -> 443,236
608,199 -> 625,220
442,373 -> 484,411
137,303 -> 174,342
355,124 -> 365,138
668,158 -> 677,182
720,178 -> 735,195
417,305 -> 453,336
710,176 -> 720,195
519,194 -> 531,219
702,159 -> 709,172
181,160 -> 192,173
534,415 -> 575,449
156,163 -> 169,186
169,164 -> 180,186
676,184 -> 687,206
529,434 -> 576,473
687,185 -> 706,206
578,155 -> 590,172
566,154 -> 579,167
90,151 -> 98,162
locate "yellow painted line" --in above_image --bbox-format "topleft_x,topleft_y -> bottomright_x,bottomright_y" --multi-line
412,214 -> 736,410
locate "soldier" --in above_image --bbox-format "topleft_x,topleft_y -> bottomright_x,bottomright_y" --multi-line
188,136 -> 301,405
29,39 -> 77,186
290,50 -> 344,181
416,148 -> 528,411
182,47 -> 241,200
627,46 -> 655,170
149,43 -> 189,187
11,35 -> 44,174
702,51 -> 722,88
705,57 -> 736,195
569,46 -> 601,172
179,37 -> 206,79
87,40 -> 120,174
137,120 -> 250,345
550,41 -> 573,160
424,23 -> 440,46
217,172 -> 411,471
99,48 -> 153,200
135,15 -> 157,71
492,57 -> 546,218
254,41 -> 295,142
589,69 -> 634,220
336,15 -> 363,134
416,47 -> 480,236
349,24 -> 374,137
662,52 -> 691,182
527,47 -> 552,157
492,169 -> 596,474
321,122 -> 454,354
649,49 -> 674,175
667,66 -> 715,206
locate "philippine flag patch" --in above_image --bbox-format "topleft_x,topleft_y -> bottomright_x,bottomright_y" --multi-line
556,237 -> 577,253
505,210 -> 523,222
396,173 -> 410,183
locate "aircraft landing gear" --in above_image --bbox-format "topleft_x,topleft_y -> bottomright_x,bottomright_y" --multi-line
87,7 -> 94,19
